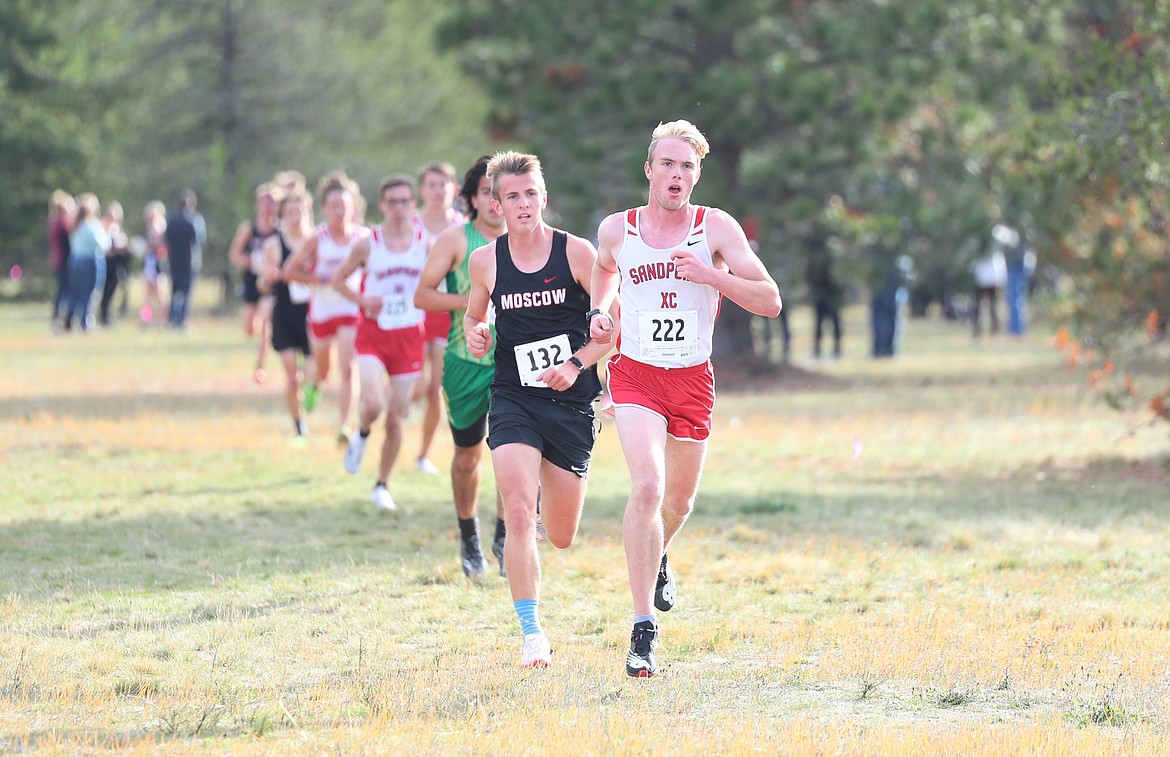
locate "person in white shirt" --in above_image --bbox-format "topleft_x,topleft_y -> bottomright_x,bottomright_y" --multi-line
283,173 -> 369,442
330,175 -> 428,512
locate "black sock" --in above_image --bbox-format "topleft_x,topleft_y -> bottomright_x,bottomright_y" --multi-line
494,517 -> 506,541
360,428 -> 371,439
458,516 -> 479,541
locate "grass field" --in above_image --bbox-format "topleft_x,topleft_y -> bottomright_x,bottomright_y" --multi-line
2,295 -> 1168,755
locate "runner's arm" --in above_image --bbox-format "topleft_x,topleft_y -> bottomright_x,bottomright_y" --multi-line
414,226 -> 469,312
258,236 -> 282,293
540,235 -> 618,390
589,213 -> 623,343
226,221 -> 252,269
672,209 -> 782,317
282,234 -> 319,284
463,243 -> 495,358
330,237 -> 379,315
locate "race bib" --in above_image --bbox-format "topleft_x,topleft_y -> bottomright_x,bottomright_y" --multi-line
249,249 -> 265,276
638,309 -> 698,360
289,281 -> 313,304
514,333 -> 572,387
377,294 -> 413,330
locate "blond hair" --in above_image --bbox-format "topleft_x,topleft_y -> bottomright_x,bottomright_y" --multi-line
486,151 -> 544,200
647,119 -> 710,164
352,191 -> 368,225
49,189 -> 74,211
279,188 -> 312,221
75,192 -> 100,222
254,181 -> 285,202
316,170 -> 359,205
273,169 -> 306,194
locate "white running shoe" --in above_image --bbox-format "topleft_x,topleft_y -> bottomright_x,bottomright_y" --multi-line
372,484 -> 397,512
416,457 -> 440,475
521,633 -> 551,668
654,553 -> 676,612
344,431 -> 367,474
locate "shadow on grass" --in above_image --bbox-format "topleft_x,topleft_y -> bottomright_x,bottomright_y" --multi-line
689,454 -> 1170,544
0,481 -> 565,603
2,455 -> 1166,608
0,392 -> 273,421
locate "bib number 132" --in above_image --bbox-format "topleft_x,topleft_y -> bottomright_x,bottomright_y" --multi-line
515,333 -> 573,387
638,309 -> 698,360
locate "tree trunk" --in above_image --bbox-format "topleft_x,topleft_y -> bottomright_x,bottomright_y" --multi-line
215,0 -> 240,309
711,300 -> 758,362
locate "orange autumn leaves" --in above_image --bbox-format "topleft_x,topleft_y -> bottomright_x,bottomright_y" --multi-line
1055,312 -> 1169,422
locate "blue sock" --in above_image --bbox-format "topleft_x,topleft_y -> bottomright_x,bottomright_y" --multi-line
514,599 -> 541,636
634,613 -> 656,626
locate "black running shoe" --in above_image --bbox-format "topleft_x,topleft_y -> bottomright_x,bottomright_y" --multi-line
654,553 -> 676,612
625,620 -> 659,677
461,536 -> 487,578
492,529 -> 506,577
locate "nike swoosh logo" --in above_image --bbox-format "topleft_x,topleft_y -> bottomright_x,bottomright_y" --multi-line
626,652 -> 652,668
544,277 -> 557,283
686,239 -> 701,246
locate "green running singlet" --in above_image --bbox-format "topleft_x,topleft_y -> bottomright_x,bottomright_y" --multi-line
445,222 -> 494,366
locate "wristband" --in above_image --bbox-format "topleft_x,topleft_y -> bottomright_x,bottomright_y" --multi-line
586,308 -> 611,326
566,355 -> 585,372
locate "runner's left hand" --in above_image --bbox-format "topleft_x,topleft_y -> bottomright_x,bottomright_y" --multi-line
539,362 -> 578,391
670,248 -> 711,285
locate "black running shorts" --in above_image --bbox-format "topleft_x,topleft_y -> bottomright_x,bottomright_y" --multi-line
486,389 -> 596,478
271,303 -> 311,355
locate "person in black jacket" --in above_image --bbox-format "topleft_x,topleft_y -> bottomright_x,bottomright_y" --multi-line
163,188 -> 206,328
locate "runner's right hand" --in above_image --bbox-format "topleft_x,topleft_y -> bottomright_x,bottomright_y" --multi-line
590,312 -> 614,344
467,322 -> 492,358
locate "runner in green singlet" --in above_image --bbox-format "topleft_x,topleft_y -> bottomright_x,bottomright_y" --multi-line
414,156 -> 509,578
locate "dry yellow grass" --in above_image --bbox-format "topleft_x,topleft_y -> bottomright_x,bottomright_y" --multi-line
1,300 -> 1168,755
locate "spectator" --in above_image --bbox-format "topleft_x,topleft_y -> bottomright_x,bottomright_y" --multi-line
141,201 -> 168,328
971,237 -> 1006,339
64,193 -> 110,332
47,190 -> 76,332
806,245 -> 843,359
99,201 -> 131,326
993,222 -> 1035,337
164,188 -> 206,329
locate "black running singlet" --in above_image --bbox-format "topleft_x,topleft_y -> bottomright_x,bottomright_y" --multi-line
272,233 -> 308,313
490,230 -> 600,406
